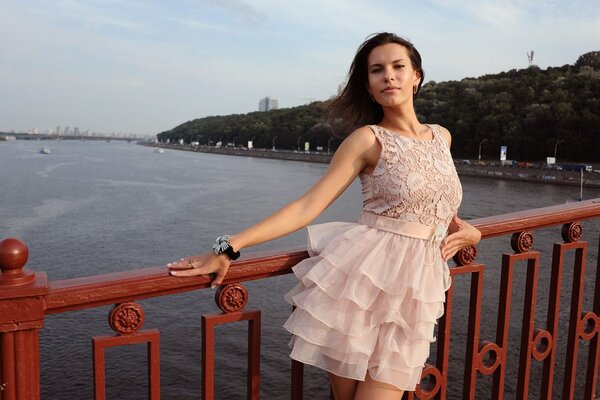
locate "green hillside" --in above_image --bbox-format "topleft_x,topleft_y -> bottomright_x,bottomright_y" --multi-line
157,51 -> 600,161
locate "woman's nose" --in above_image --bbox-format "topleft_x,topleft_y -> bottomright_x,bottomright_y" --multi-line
383,67 -> 394,81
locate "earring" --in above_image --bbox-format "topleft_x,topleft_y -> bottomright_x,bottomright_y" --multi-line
413,86 -> 418,95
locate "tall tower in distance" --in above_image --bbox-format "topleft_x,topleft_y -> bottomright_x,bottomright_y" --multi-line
527,50 -> 535,67
258,96 -> 278,112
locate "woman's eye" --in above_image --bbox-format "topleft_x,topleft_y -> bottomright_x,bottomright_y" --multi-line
394,64 -> 405,69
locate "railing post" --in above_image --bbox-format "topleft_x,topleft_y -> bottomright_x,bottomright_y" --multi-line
0,238 -> 48,400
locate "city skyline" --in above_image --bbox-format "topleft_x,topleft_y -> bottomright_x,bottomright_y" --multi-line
3,126 -> 152,139
1,0 -> 599,136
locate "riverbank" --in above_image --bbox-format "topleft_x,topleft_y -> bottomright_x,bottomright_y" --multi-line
142,143 -> 600,189
142,142 -> 334,163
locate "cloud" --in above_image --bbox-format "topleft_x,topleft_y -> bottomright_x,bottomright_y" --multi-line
1,0 -> 599,135
202,0 -> 267,26
169,16 -> 231,32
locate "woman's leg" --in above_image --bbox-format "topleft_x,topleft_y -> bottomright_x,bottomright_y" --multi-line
328,372 -> 358,400
353,373 -> 404,400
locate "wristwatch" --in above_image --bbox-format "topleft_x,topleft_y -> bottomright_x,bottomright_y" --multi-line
212,234 -> 241,260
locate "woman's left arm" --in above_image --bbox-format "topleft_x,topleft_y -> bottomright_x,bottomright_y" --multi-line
436,127 -> 481,261
440,214 -> 481,261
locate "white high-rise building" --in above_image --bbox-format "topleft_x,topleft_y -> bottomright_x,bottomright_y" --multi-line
258,96 -> 278,112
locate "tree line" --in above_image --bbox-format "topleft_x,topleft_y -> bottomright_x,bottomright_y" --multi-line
157,51 -> 600,162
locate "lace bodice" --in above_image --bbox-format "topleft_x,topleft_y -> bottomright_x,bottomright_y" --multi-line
359,124 -> 462,227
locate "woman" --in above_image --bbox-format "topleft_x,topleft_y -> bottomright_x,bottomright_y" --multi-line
170,32 -> 481,399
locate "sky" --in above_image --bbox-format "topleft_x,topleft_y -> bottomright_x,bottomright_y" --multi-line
1,0 -> 599,137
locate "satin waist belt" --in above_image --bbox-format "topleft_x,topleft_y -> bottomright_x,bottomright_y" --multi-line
357,211 -> 446,243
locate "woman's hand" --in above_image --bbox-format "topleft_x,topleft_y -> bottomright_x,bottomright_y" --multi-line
440,216 -> 481,262
168,252 -> 231,288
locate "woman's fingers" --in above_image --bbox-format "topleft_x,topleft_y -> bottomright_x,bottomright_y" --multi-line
170,267 -> 208,277
168,253 -> 230,288
167,257 -> 194,270
440,241 -> 459,261
440,225 -> 481,261
168,253 -> 209,271
211,264 -> 229,288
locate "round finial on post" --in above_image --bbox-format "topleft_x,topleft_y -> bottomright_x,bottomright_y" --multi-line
215,283 -> 249,313
561,221 -> 583,243
511,231 -> 534,253
0,238 -> 35,286
109,302 -> 145,335
453,245 -> 477,266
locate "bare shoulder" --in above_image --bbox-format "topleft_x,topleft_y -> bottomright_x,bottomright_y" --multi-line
331,125 -> 380,172
335,125 -> 378,157
435,125 -> 452,147
344,125 -> 378,147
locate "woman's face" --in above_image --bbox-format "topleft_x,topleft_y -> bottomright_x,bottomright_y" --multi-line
366,43 -> 421,107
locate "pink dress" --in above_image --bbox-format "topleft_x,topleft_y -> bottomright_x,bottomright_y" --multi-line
283,124 -> 463,390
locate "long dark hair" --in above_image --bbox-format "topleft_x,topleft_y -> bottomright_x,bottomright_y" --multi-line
326,33 -> 424,136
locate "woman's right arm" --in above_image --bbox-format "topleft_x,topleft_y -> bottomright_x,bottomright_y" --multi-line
170,126 -> 379,285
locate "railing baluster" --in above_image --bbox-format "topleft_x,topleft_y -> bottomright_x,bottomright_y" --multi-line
202,310 -> 261,400
562,240 -> 588,398
584,235 -> 600,399
515,254 -> 540,399
92,302 -> 160,400
290,360 -> 304,400
460,263 -> 484,400
202,283 -> 260,400
491,253 -> 514,399
0,238 -> 47,400
1,332 -> 16,400
541,241 -> 566,399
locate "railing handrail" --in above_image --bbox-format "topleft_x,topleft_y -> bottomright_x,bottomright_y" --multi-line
43,198 -> 600,315
475,197 -> 600,237
45,249 -> 308,314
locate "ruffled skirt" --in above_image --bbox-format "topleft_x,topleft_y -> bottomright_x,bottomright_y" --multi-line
283,212 -> 451,391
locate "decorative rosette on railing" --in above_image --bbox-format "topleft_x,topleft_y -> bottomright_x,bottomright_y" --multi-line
561,221 -> 583,243
579,311 -> 598,341
477,340 -> 502,375
511,231 -> 533,253
215,283 -> 249,313
108,302 -> 145,335
415,363 -> 442,399
531,328 -> 553,361
453,245 -> 477,266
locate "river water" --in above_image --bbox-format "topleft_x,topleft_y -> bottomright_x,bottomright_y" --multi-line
1,140 -> 598,399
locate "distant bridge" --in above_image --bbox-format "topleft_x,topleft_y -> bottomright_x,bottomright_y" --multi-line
5,133 -> 140,142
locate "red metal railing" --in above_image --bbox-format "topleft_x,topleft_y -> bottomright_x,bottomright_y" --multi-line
0,199 -> 599,399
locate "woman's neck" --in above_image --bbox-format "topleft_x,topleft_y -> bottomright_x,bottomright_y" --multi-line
378,106 -> 423,136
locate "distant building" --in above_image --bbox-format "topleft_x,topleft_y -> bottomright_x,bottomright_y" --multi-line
258,96 -> 278,112
0,135 -> 16,141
